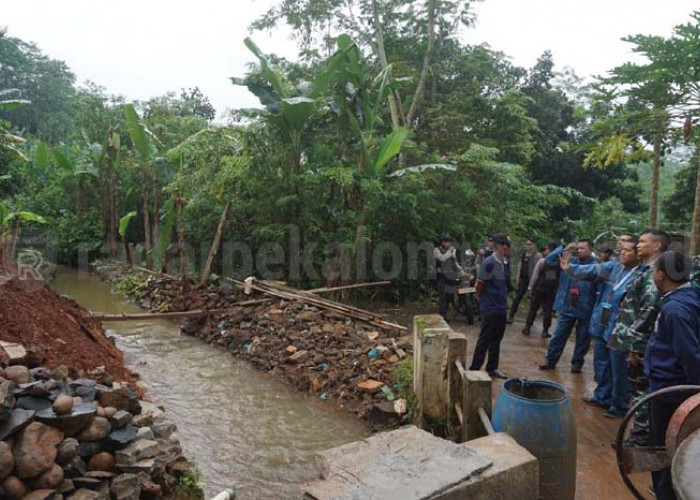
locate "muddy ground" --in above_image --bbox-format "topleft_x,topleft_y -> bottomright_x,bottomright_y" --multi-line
0,277 -> 129,380
388,304 -> 645,500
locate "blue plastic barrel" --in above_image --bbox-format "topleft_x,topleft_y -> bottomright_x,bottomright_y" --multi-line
491,379 -> 577,500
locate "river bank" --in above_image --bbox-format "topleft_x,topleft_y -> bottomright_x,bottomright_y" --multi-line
91,262 -> 414,425
53,268 -> 369,499
0,270 -> 201,500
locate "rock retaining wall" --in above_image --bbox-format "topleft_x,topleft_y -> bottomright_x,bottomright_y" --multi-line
0,364 -> 197,500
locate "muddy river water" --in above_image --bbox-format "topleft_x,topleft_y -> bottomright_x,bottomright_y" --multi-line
53,268 -> 369,499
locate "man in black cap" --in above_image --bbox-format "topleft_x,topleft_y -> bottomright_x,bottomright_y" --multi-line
434,233 -> 466,320
470,233 -> 512,378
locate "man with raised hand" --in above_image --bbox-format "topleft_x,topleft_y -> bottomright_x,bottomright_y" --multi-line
470,233 -> 511,379
539,239 -> 598,373
560,239 -> 640,416
608,229 -> 670,440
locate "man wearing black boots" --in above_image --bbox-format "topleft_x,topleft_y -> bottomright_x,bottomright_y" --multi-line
469,233 -> 512,379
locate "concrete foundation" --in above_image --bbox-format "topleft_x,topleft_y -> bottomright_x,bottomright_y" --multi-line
302,427 -> 538,500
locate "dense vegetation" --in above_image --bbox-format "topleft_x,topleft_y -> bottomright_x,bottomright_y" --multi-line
2,3 -> 700,297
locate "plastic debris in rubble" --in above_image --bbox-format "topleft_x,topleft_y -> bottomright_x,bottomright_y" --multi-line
367,331 -> 380,341
368,349 -> 378,357
394,399 -> 407,416
381,385 -> 396,401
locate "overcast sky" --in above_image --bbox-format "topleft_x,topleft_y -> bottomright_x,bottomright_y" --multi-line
3,0 -> 699,119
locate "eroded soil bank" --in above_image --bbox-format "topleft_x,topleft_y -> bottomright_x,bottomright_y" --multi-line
54,268 -> 369,499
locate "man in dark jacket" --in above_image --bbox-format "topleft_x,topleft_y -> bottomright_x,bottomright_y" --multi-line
522,243 -> 559,337
470,233 -> 511,379
539,239 -> 598,372
644,251 -> 700,500
508,238 -> 540,323
434,233 -> 466,320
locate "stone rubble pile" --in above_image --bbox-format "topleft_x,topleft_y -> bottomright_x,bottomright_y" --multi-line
92,263 -> 413,424
0,364 -> 191,500
180,290 -> 413,419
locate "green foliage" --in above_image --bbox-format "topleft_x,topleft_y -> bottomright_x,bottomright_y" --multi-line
174,461 -> 205,500
0,33 -> 77,142
393,358 -> 417,424
112,273 -> 147,299
118,211 -> 137,238
53,210 -> 104,265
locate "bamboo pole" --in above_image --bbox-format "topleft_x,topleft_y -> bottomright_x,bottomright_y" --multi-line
84,298 -> 271,322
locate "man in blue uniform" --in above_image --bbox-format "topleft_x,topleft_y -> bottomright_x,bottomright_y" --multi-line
539,239 -> 598,373
559,239 -> 640,415
470,233 -> 511,379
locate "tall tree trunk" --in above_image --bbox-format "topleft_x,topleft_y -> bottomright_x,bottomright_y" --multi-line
76,177 -> 82,224
110,167 -> 118,259
691,143 -> 700,254
405,0 -> 436,128
198,199 -> 231,288
107,129 -> 119,259
649,133 -> 661,228
176,193 -> 190,295
372,0 -> 401,130
142,168 -> 153,269
9,218 -> 20,261
104,153 -> 116,258
152,175 -> 160,263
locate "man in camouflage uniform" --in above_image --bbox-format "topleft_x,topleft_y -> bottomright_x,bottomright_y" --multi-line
608,229 -> 670,444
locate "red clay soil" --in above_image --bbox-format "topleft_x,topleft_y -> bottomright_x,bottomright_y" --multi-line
0,276 -> 129,381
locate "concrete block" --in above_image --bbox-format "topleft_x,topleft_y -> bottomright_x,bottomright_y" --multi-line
303,425 -> 492,500
463,371 -> 492,442
413,315 -> 467,422
438,432 -> 539,500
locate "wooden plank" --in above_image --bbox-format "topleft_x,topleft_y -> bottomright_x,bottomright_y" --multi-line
447,334 -> 468,442
84,298 -> 272,322
235,278 -> 406,331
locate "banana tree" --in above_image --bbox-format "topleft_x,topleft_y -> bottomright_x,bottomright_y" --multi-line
322,35 -> 412,243
0,201 -> 46,267
0,90 -> 30,161
232,37 -> 326,220
124,103 -> 164,269
46,142 -> 100,224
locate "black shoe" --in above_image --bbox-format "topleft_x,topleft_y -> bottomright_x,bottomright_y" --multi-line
488,369 -> 507,379
571,364 -> 582,374
521,326 -> 531,336
506,316 -> 514,324
604,409 -> 626,419
541,331 -> 551,339
581,396 -> 606,408
539,363 -> 556,370
610,437 -> 637,449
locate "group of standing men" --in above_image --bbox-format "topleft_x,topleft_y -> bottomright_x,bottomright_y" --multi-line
435,229 -> 700,500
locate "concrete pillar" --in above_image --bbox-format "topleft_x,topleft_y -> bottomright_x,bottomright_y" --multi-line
463,371 -> 492,442
413,314 -> 453,423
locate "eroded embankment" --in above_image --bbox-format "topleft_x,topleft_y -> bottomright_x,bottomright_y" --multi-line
0,277 -> 128,381
0,268 -> 202,500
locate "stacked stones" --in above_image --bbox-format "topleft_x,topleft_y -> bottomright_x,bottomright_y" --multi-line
0,365 -> 191,500
181,300 -> 413,419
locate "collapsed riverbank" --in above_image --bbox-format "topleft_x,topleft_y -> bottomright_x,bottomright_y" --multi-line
92,262 -> 414,426
0,268 -> 203,500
